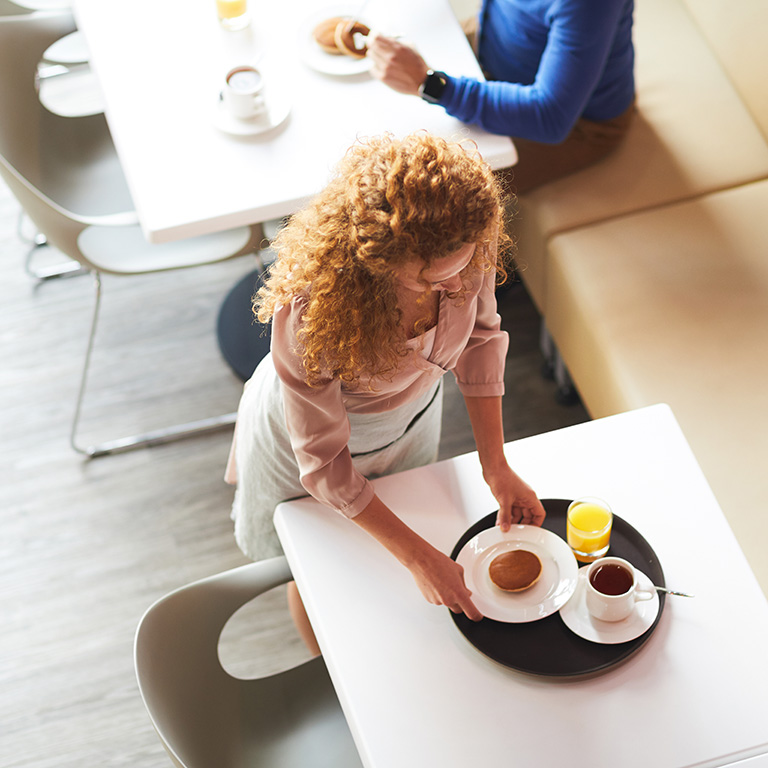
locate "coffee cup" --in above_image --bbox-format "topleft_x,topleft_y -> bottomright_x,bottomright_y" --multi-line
585,556 -> 655,622
221,65 -> 267,120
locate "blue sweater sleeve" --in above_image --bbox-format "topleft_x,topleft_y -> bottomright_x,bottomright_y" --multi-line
441,0 -> 629,142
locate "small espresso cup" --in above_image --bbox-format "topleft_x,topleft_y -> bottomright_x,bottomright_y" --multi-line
585,557 -> 655,622
221,65 -> 267,120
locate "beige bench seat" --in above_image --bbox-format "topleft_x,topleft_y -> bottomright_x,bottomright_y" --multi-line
515,0 -> 768,312
544,179 -> 768,590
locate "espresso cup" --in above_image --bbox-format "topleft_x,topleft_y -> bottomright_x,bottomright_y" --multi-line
222,65 -> 267,120
585,556 -> 655,622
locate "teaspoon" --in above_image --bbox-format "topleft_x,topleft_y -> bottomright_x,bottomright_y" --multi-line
654,586 -> 695,598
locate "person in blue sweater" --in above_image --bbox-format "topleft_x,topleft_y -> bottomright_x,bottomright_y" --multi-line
369,0 -> 635,192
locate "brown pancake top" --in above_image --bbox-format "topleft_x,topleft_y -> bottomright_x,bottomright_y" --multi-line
489,549 -> 543,592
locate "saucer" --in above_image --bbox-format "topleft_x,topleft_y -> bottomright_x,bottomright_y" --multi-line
213,93 -> 291,136
559,566 -> 660,644
455,524 -> 578,622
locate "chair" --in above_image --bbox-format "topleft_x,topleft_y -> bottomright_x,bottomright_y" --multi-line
2,1 -> 104,119
0,2 -> 98,262
2,7 -> 106,276
37,31 -> 106,119
0,11 -> 264,457
134,557 -> 363,768
0,0 -> 31,14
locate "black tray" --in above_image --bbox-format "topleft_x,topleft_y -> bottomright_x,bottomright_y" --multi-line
449,499 -> 666,677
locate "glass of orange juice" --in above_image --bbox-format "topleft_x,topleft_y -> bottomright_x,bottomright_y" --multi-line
566,497 -> 613,563
216,0 -> 249,31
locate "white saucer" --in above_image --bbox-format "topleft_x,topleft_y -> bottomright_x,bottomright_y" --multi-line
559,566 -> 661,644
455,525 -> 578,623
298,5 -> 374,76
213,93 -> 291,136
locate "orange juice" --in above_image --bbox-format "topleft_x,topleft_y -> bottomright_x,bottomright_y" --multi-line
567,499 -> 613,563
217,0 -> 247,19
216,0 -> 249,30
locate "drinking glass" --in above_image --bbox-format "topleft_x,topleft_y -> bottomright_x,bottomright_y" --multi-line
566,497 -> 613,563
216,0 -> 249,31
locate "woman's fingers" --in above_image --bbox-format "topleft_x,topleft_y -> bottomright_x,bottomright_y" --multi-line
414,553 -> 484,621
446,572 -> 483,621
497,498 -> 547,529
460,597 -> 484,622
496,506 -> 513,532
447,594 -> 483,622
529,499 -> 547,525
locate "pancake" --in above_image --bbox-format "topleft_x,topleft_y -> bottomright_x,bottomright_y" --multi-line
489,549 -> 543,592
333,19 -> 370,58
312,16 -> 346,55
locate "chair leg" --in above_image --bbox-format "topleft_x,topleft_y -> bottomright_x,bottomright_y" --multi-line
17,209 -> 43,245
25,241 -> 87,280
21,208 -> 86,280
70,272 -> 237,459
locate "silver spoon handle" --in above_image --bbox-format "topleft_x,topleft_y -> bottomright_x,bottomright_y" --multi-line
655,586 -> 695,598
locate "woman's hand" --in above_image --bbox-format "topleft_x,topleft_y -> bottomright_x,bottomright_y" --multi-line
483,462 -> 547,531
407,544 -> 483,621
368,33 -> 430,96
463,396 -> 547,531
352,495 -> 483,621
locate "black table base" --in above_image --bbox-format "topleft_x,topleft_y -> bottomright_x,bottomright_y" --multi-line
216,267 -> 272,382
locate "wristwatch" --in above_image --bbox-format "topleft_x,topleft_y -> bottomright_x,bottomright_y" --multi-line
419,69 -> 449,104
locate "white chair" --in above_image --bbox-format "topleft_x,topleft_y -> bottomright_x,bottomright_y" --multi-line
135,556 -> 363,768
2,1 -> 105,118
0,11 -> 263,457
37,33 -> 107,119
0,2 -> 97,257
2,7 -> 102,273
0,0 -> 31,13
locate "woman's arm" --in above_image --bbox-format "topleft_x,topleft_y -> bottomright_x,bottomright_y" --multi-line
464,394 -> 546,530
352,495 -> 483,621
272,303 -> 481,620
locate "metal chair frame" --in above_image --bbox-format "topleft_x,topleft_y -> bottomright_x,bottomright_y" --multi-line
0,11 -> 264,457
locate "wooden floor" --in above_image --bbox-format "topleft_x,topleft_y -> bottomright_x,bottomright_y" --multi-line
0,175 -> 588,768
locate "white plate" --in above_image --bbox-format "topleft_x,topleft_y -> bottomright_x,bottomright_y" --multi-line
213,91 -> 291,137
559,566 -> 661,644
298,5 -> 373,76
456,525 -> 578,623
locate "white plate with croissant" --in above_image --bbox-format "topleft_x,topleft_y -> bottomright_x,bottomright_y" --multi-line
298,5 -> 375,76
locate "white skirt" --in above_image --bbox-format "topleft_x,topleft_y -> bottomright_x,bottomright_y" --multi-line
231,353 -> 444,561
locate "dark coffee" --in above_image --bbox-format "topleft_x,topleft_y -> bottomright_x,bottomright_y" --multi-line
590,563 -> 633,596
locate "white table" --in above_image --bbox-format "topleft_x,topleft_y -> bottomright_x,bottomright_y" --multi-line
72,0 -> 516,243
275,404 -> 768,768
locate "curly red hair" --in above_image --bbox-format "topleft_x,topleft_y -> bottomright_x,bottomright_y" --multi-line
255,133 -> 511,386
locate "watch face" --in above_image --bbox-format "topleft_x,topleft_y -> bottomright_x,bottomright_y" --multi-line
422,70 -> 447,104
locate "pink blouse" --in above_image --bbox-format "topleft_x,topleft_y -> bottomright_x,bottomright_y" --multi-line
270,265 -> 509,518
